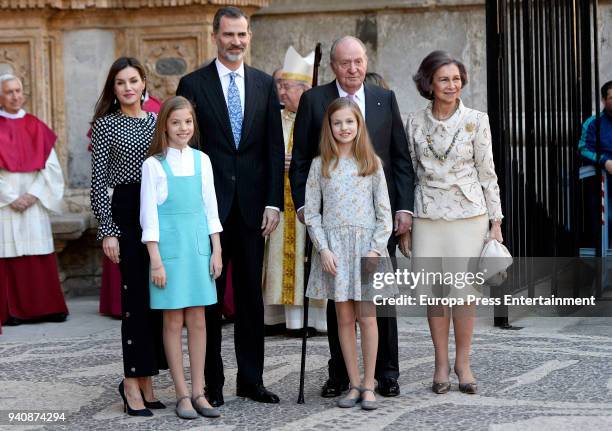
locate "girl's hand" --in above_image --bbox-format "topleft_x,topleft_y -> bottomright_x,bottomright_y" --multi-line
320,249 -> 338,276
364,250 -> 379,274
490,222 -> 503,243
151,264 -> 166,288
103,236 -> 120,264
210,250 -> 223,280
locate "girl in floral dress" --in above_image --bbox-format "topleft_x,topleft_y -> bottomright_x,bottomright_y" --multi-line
305,97 -> 395,411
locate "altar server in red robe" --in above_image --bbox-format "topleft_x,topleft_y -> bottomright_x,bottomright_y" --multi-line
0,74 -> 68,326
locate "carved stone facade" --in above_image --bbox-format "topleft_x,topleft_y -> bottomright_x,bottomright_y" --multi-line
2,0 -> 610,296
1,0 -> 266,187
0,0 -> 268,296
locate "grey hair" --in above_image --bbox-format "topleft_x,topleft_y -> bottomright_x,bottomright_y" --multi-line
329,36 -> 368,63
0,74 -> 22,96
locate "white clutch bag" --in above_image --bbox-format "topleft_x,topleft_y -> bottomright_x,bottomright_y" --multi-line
478,237 -> 513,286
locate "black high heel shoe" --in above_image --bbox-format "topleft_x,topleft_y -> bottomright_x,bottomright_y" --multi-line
118,380 -> 153,416
140,389 -> 166,409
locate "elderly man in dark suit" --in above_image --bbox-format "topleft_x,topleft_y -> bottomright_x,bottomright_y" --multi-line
289,36 -> 415,398
177,6 -> 284,406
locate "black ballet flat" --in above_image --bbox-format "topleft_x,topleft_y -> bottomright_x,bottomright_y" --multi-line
140,389 -> 166,409
118,380 -> 153,417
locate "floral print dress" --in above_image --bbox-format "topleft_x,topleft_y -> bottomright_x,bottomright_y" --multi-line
304,156 -> 396,302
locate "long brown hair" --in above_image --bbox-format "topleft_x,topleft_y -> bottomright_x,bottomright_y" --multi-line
147,96 -> 200,159
319,97 -> 379,178
91,57 -> 147,125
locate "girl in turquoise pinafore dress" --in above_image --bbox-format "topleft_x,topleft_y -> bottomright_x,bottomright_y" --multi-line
140,96 -> 223,419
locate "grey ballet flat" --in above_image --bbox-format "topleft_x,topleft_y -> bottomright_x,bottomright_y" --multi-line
191,394 -> 221,418
360,388 -> 378,411
336,386 -> 361,408
175,395 -> 198,420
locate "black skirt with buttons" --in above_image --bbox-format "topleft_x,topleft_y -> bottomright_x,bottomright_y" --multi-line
112,183 -> 167,377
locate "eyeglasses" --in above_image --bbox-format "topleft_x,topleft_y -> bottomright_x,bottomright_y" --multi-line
277,82 -> 304,91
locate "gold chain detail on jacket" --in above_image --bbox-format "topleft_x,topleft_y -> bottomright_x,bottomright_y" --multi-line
281,121 -> 297,305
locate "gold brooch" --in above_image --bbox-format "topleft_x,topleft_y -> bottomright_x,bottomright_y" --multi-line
465,123 -> 476,133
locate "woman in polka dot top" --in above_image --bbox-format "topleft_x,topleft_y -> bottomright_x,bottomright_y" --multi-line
90,57 -> 167,417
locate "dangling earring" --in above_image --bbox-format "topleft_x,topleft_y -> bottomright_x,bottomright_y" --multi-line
113,97 -> 118,105
141,91 -> 145,102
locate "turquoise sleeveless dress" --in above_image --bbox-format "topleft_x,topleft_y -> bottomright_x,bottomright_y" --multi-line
149,150 -> 218,309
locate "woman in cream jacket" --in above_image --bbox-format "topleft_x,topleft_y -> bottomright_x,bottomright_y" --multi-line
403,51 -> 503,395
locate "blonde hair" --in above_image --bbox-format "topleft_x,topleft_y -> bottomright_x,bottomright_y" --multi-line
148,96 -> 199,159
319,97 -> 379,178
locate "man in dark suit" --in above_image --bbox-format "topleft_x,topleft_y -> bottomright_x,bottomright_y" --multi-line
289,36 -> 415,398
176,6 -> 284,406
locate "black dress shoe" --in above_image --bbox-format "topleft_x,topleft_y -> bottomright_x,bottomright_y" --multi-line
3,316 -> 23,326
236,384 -> 280,403
377,379 -> 400,397
286,327 -> 318,338
204,387 -> 224,407
320,379 -> 349,398
264,323 -> 286,337
46,313 -> 68,323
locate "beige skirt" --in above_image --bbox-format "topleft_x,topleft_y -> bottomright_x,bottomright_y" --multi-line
411,214 -> 489,300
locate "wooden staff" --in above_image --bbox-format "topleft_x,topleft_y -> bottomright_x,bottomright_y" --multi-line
297,42 -> 322,404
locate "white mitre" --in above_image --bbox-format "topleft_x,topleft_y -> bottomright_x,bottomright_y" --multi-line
280,46 -> 314,84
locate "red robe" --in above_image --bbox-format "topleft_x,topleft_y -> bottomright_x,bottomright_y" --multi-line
0,114 -> 55,172
0,112 -> 68,325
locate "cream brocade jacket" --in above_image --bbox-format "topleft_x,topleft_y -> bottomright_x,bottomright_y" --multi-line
405,100 -> 503,221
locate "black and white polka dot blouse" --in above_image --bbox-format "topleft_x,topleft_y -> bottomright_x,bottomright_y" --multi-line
90,111 -> 156,240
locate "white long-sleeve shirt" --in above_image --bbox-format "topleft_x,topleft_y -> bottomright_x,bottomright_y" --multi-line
140,147 -> 222,243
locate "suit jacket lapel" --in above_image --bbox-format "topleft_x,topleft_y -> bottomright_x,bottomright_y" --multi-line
240,65 -> 258,147
321,81 -> 340,111
200,62 -> 235,146
364,84 -> 382,138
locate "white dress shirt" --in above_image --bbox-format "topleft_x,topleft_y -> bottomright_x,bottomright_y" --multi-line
140,147 -> 223,243
336,82 -> 366,120
215,59 -> 245,115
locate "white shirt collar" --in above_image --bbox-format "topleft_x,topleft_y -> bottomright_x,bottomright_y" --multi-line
215,58 -> 245,79
167,146 -> 192,156
0,108 -> 26,119
336,81 -> 365,101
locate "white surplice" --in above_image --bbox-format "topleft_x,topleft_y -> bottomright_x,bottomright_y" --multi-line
0,110 -> 64,257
